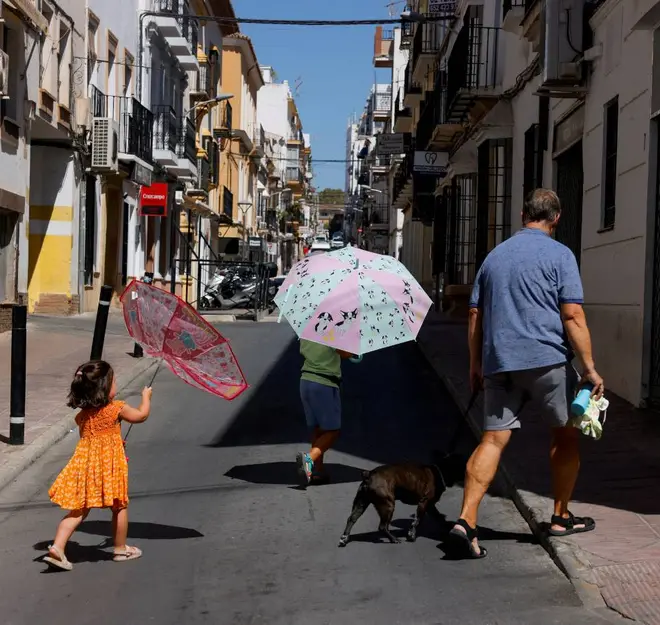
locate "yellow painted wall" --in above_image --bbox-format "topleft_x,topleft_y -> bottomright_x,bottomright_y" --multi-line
27,205 -> 73,312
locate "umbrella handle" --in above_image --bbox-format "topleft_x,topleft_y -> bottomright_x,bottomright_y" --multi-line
349,355 -> 363,364
123,359 -> 162,445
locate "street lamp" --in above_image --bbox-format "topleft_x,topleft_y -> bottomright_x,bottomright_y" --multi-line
238,200 -> 252,259
185,93 -> 234,118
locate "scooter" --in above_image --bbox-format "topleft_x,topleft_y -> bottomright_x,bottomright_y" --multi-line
211,270 -> 258,310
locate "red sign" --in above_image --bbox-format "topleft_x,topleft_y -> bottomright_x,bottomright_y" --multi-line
139,182 -> 169,217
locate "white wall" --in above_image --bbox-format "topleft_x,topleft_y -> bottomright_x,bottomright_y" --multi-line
257,82 -> 290,139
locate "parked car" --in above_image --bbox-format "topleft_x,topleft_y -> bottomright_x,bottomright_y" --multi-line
331,233 -> 344,249
308,241 -> 331,255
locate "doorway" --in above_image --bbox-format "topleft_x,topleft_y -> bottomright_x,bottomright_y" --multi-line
554,142 -> 584,265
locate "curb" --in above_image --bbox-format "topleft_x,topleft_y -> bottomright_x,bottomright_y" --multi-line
0,357 -> 160,495
417,340 -> 629,622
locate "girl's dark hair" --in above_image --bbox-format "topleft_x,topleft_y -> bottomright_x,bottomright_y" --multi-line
67,360 -> 115,409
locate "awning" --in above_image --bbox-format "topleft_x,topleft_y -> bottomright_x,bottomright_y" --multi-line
3,0 -> 49,33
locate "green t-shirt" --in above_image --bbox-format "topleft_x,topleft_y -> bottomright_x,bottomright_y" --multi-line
300,339 -> 341,388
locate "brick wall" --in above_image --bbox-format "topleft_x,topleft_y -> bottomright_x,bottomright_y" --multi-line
33,294 -> 80,316
0,304 -> 11,334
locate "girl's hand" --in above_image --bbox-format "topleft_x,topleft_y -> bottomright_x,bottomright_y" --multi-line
142,386 -> 153,400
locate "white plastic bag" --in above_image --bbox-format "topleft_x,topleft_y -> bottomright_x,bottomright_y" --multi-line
571,396 -> 609,440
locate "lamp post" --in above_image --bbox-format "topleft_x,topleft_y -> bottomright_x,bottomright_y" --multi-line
238,200 -> 252,260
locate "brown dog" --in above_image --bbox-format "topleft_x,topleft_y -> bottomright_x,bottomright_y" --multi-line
338,452 -> 466,547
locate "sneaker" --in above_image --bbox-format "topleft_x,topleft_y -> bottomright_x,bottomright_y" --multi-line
296,452 -> 313,486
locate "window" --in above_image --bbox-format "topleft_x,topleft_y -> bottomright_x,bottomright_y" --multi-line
445,174 -> 478,285
223,187 -> 233,218
87,12 -> 99,84
123,51 -> 133,97
602,96 -> 619,229
107,33 -> 117,97
57,20 -> 72,107
40,3 -> 56,95
1,25 -> 19,125
477,138 -> 512,267
523,124 -> 543,200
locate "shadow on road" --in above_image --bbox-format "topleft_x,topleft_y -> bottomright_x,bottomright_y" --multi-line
207,337 -> 478,468
225,461 -> 365,485
76,520 -> 204,540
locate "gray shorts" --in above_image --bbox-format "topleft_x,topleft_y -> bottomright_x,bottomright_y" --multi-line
483,363 -> 579,431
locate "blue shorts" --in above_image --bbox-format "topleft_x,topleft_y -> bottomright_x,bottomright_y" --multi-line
300,379 -> 341,431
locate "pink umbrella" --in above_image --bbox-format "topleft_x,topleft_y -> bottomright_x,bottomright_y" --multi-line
120,280 -> 247,400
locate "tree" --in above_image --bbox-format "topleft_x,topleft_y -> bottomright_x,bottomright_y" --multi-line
318,188 -> 345,205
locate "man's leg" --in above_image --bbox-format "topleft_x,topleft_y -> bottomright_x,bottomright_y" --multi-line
453,429 -> 512,553
531,364 -> 594,535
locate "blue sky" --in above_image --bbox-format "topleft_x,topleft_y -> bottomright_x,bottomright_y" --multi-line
233,0 -> 395,191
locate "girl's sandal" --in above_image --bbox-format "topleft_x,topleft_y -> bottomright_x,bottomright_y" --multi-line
113,545 -> 143,562
43,545 -> 73,571
447,519 -> 488,559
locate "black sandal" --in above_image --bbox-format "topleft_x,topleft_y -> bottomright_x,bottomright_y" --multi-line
548,511 -> 596,537
447,519 -> 487,559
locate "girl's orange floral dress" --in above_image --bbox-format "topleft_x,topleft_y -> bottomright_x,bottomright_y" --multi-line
49,400 -> 128,511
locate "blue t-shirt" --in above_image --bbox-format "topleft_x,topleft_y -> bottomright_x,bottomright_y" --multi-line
469,228 -> 583,376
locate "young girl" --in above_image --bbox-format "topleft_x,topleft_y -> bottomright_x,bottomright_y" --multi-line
43,360 -> 152,571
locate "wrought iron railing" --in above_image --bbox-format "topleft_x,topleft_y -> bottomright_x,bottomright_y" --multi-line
106,96 -> 153,163
447,25 -> 500,117
155,0 -> 179,13
221,100 -> 232,130
416,70 -> 448,149
504,0 -> 526,13
404,59 -> 421,97
286,167 -> 303,184
207,137 -> 218,184
374,92 -> 392,112
90,85 -> 106,118
195,60 -> 212,94
179,3 -> 198,55
153,105 -> 178,153
412,19 -> 442,69
177,115 -> 196,163
524,0 -> 539,13
223,186 -> 233,218
392,145 -> 414,204
196,155 -> 209,190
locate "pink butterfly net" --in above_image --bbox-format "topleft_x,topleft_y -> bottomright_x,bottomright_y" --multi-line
120,280 -> 248,400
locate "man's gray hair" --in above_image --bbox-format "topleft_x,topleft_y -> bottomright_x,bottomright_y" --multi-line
523,189 -> 561,224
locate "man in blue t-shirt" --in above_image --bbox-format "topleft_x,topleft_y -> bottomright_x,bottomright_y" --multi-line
447,189 -> 604,560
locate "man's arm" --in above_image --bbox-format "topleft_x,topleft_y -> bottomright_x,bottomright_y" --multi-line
468,307 -> 483,392
561,303 -> 604,397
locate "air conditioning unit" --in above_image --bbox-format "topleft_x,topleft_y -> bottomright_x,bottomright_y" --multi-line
539,0 -> 586,95
91,117 -> 119,172
0,50 -> 9,98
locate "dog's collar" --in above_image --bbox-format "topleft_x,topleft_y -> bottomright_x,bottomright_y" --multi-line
430,464 -> 447,492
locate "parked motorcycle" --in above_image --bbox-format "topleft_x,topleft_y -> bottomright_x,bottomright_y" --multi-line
200,267 -> 258,310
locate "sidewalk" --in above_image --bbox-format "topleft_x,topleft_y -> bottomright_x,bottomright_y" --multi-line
418,310 -> 660,624
0,312 -> 157,492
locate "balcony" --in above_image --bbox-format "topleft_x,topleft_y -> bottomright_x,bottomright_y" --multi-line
287,128 -> 303,144
152,0 -> 198,70
400,11 -> 413,49
105,96 -> 154,166
373,90 -> 392,122
286,166 -> 304,191
392,149 -> 414,209
412,20 -> 442,83
503,0 -> 526,32
373,26 -> 394,68
416,70 -> 463,151
171,115 -> 197,178
187,155 -> 209,198
191,59 -> 212,98
446,25 -> 501,124
153,105 -> 178,167
403,60 -> 423,108
249,122 -> 265,158
367,204 -> 390,231
393,94 -> 412,133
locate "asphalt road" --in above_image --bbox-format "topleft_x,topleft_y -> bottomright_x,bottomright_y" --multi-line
0,321 -> 621,625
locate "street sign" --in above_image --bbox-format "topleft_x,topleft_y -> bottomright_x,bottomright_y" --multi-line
429,0 -> 456,13
413,151 -> 449,176
249,236 -> 263,249
267,242 -> 278,256
376,133 -> 409,156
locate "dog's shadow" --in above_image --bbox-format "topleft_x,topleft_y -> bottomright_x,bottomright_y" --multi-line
345,514 -> 538,550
